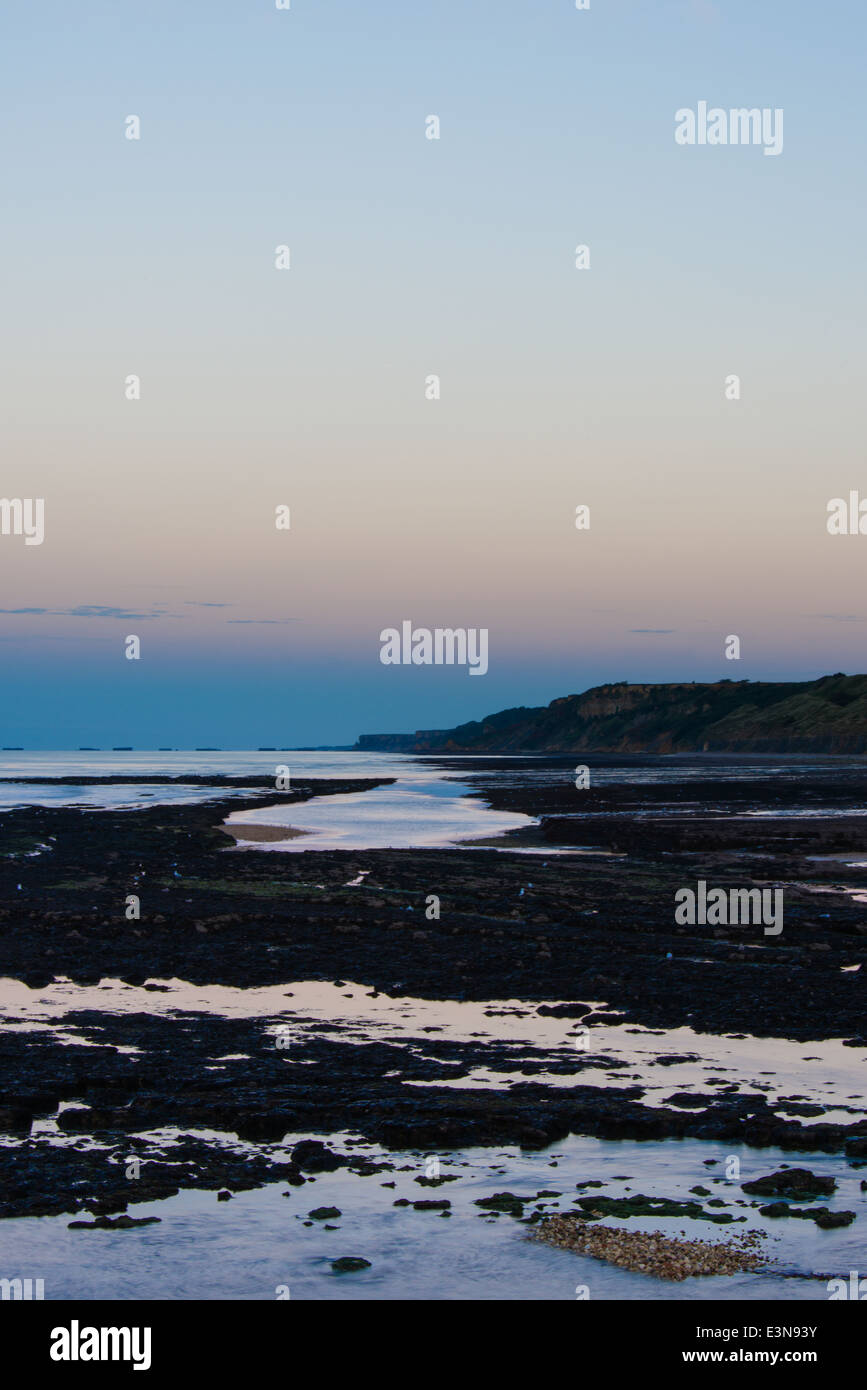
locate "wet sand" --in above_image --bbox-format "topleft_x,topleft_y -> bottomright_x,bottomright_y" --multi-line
220,823 -> 310,842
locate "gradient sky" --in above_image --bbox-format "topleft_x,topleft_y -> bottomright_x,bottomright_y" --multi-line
2,0 -> 866,747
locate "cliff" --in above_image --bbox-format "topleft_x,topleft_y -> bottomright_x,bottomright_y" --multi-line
356,674 -> 867,754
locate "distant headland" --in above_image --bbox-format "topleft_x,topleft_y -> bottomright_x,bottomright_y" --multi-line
356,674 -> 867,755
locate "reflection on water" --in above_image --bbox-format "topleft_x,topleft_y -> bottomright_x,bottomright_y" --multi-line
0,753 -> 537,849
0,751 -> 418,812
0,1131 -> 859,1300
2,975 -> 864,1123
226,774 -> 534,851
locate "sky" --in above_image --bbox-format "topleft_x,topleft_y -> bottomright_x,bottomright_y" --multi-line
1,0 -> 866,748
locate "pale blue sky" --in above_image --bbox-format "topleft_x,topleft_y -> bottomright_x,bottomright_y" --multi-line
1,1 -> 865,745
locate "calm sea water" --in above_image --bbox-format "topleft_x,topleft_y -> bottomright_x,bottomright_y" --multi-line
0,751 -> 535,848
0,751 -> 860,850
0,751 -> 413,811
0,1132 -> 858,1300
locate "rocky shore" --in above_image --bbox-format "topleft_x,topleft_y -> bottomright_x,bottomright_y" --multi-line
2,760 -> 867,1222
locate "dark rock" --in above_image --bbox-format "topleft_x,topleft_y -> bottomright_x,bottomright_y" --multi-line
814,1209 -> 856,1229
742,1168 -> 836,1199
291,1140 -> 345,1173
68,1215 -> 161,1230
758,1202 -> 855,1228
474,1193 -> 526,1217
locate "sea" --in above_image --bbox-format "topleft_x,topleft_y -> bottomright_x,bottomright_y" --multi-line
1,751 -> 865,1298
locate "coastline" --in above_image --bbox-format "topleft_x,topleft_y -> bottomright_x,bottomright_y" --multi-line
1,756 -> 866,1297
